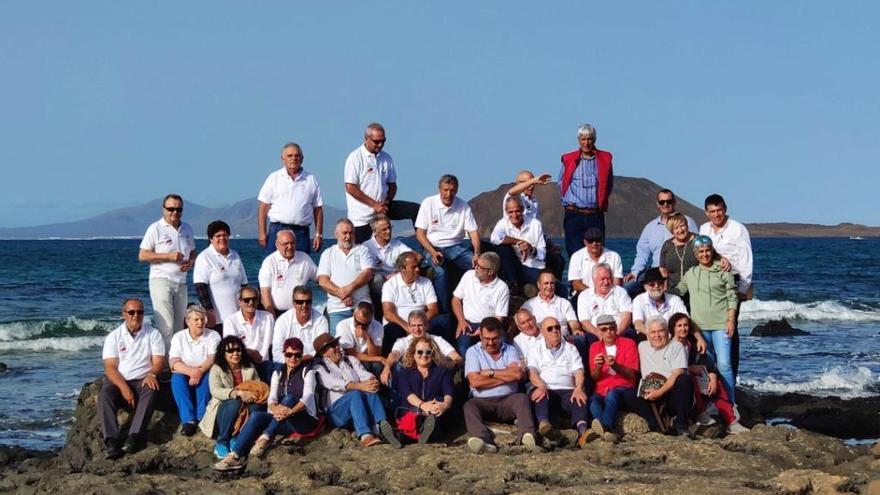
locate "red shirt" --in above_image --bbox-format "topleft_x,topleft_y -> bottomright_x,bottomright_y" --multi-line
589,337 -> 639,397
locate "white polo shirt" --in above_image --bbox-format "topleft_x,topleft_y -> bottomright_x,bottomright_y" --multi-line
257,168 -> 324,226
529,341 -> 583,390
567,247 -> 624,285
381,274 -> 438,324
632,292 -> 688,324
363,236 -> 413,274
139,218 -> 195,284
336,316 -> 384,353
193,245 -> 248,322
344,146 -> 397,227
414,194 -> 478,248
222,310 -> 275,362
168,328 -> 221,368
490,217 -> 547,269
521,295 -> 578,337
699,218 -> 753,294
258,250 -> 318,312
317,244 -> 375,314
452,270 -> 509,323
102,323 -> 166,381
272,308 -> 329,363
391,334 -> 456,358
502,192 -> 540,221
513,331 -> 544,367
577,286 -> 633,327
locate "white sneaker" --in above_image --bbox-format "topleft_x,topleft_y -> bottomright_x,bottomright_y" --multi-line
728,422 -> 749,434
467,437 -> 497,454
696,412 -> 717,426
733,404 -> 742,422
521,432 -> 537,450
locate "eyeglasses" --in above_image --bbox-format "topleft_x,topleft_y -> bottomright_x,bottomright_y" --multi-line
599,326 -> 616,333
240,297 -> 257,304
585,238 -> 603,244
475,264 -> 492,271
225,348 -> 242,354
125,310 -> 145,316
657,199 -> 675,206
164,206 -> 183,213
284,352 -> 303,359
293,299 -> 313,306
368,138 -> 386,145
415,349 -> 433,356
544,325 -> 561,332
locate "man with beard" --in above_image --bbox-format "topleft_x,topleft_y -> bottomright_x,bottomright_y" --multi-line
317,219 -> 376,333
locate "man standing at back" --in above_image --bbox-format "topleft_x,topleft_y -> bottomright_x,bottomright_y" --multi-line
257,142 -> 324,254
344,122 -> 419,244
558,124 -> 614,258
138,194 -> 196,348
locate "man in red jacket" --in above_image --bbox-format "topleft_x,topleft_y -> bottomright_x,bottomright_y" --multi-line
558,124 -> 614,258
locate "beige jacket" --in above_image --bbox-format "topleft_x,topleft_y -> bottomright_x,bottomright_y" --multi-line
199,364 -> 260,437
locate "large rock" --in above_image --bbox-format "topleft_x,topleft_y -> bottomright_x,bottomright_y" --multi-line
750,318 -> 810,337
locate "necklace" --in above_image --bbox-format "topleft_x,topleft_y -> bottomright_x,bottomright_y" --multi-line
674,242 -> 689,279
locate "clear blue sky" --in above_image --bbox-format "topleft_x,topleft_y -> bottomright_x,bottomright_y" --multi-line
1,1 -> 877,228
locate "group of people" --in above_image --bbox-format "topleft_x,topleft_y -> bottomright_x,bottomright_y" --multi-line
98,122 -> 754,470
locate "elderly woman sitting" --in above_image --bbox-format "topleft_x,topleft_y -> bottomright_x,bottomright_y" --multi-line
169,305 -> 221,436
394,336 -> 454,443
199,336 -> 263,459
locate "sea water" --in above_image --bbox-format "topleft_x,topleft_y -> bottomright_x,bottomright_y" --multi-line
0,237 -> 878,450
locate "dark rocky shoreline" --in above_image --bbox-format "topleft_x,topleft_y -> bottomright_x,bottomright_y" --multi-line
1,379 -> 878,494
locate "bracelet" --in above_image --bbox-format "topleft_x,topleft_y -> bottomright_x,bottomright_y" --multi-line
315,233 -> 323,238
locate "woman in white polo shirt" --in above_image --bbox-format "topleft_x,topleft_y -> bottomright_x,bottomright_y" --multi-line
169,305 -> 222,436
194,220 -> 248,330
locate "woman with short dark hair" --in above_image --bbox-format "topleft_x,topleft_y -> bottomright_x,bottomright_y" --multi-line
193,220 -> 248,330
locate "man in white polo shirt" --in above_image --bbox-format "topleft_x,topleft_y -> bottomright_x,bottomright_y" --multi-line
632,268 -> 690,336
336,302 -> 385,375
451,252 -> 510,357
272,285 -> 329,363
521,271 -> 582,339
512,309 -> 543,367
415,174 -> 481,313
99,298 -> 165,459
379,310 -> 462,385
258,229 -> 318,317
577,263 -> 633,344
257,142 -> 324,254
317,218 -> 376,333
567,227 -> 623,295
363,213 -> 414,322
344,122 -> 420,244
138,193 -> 196,349
490,195 -> 547,296
380,251 -> 440,354
223,286 -> 275,382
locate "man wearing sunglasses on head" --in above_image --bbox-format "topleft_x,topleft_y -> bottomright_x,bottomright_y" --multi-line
272,286 -> 329,365
223,286 -> 275,382
567,227 -> 623,295
138,193 -> 196,349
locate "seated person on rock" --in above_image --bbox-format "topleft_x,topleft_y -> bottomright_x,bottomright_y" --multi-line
381,251 -> 442,354
222,286 -> 275,382
394,336 -> 455,444
258,229 -> 318,318
169,305 -> 222,437
577,263 -> 633,345
272,285 -> 329,364
363,213 -> 415,322
452,252 -> 510,357
336,302 -> 385,376
637,317 -> 694,437
567,227 -> 623,296
380,310 -> 462,386
214,337 -> 321,471
511,308 -> 544,366
490,195 -> 547,296
317,218 -> 376,333
313,333 -> 402,448
521,270 -> 582,340
99,298 -> 165,459
463,317 -> 537,453
632,268 -> 702,349
504,169 -> 566,280
200,336 -> 263,460
527,317 -> 590,445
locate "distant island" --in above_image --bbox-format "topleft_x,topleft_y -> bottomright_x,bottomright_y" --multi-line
1,177 -> 877,239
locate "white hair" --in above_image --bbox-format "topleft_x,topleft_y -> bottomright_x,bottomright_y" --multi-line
577,124 -> 596,140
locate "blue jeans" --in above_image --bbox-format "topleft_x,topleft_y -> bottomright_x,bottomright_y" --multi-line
493,244 -> 541,290
563,210 -> 605,258
425,243 -> 475,313
215,399 -> 262,445
171,372 -> 211,424
267,222 -> 311,254
327,309 -> 353,337
232,410 -> 318,458
589,386 -> 650,430
328,390 -> 387,438
533,388 -> 589,427
703,329 -> 735,405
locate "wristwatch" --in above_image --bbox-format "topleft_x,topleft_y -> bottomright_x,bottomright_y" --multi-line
487,369 -> 495,378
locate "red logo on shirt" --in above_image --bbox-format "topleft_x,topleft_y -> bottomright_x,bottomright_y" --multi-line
119,345 -> 127,353
367,167 -> 374,173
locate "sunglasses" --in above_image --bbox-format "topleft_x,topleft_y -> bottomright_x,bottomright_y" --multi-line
164,206 -> 183,213
599,326 -> 616,333
354,320 -> 371,329
284,352 -> 303,359
585,238 -> 603,244
657,199 -> 675,206
225,348 -> 242,354
125,310 -> 145,316
545,325 -> 561,332
293,299 -> 313,306
415,349 -> 433,356
240,297 -> 257,304
368,138 -> 386,145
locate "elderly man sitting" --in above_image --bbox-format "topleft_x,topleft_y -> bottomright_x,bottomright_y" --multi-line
567,227 -> 623,294
632,268 -> 705,350
336,302 -> 385,376
381,251 -> 441,354
258,229 -> 318,317
363,213 -> 415,322
490,195 -> 547,296
521,270 -> 582,339
452,252 -> 510,357
511,309 -> 544,365
577,263 -> 633,344
638,317 -> 695,437
528,317 -> 590,444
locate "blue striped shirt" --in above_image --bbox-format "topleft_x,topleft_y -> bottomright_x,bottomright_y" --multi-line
559,156 -> 598,208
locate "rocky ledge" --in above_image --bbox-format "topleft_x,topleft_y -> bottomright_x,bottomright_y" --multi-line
1,379 -> 878,494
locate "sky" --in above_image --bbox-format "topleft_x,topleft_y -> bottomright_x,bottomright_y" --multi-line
1,1 -> 877,228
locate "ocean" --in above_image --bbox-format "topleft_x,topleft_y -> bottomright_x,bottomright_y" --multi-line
1,237 -> 878,450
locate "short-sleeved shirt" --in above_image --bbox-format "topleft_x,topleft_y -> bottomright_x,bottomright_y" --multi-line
102,323 -> 166,381
577,286 -> 633,326
464,342 -> 523,398
169,328 -> 221,368
589,337 -> 639,397
512,332 -> 544,367
344,145 -> 397,227
391,334 -> 456,358
193,245 -> 248,322
258,250 -> 318,312
139,218 -> 195,284
414,194 -> 478,248
529,341 -> 583,390
223,310 -> 275,362
452,271 -> 509,323
567,247 -> 624,285
272,308 -> 329,363
363,236 -> 413,274
501,192 -> 540,221
336,316 -> 384,353
381,274 -> 438,324
521,295 -> 578,337
489,217 -> 546,269
316,244 -> 375,314
257,168 -> 324,226
632,292 -> 688,324
638,340 -> 688,379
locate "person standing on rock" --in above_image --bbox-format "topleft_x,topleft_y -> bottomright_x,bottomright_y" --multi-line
258,229 -> 319,318
558,123 -> 614,258
317,218 -> 376,333
99,298 -> 165,459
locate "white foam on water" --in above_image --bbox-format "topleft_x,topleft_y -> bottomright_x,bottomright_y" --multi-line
0,317 -> 113,341
0,336 -> 104,352
741,366 -> 879,398
740,299 -> 880,323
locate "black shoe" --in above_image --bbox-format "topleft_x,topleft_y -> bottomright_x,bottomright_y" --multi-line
418,415 -> 436,445
378,420 -> 402,449
122,434 -> 145,454
104,438 -> 123,460
181,422 -> 198,437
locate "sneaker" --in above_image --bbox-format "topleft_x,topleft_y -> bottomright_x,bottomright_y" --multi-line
602,432 -> 620,444
213,453 -> 245,471
696,412 -> 717,426
467,437 -> 497,454
249,436 -> 271,458
418,415 -> 436,445
728,422 -> 750,434
213,442 -> 230,460
538,420 -> 555,438
180,422 -> 197,437
104,438 -> 123,460
359,434 -> 382,447
732,404 -> 742,422
591,419 -> 606,437
122,435 -> 145,454
378,420 -> 402,449
521,432 -> 537,450
577,429 -> 599,448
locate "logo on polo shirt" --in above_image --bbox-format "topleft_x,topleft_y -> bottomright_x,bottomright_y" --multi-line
431,216 -> 439,224
366,167 -> 374,173
119,344 -> 127,353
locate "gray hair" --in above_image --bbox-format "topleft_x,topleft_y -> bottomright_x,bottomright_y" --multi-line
370,213 -> 390,230
408,310 -> 428,324
591,262 -> 613,278
281,142 -> 302,153
438,174 -> 459,188
395,251 -> 419,271
365,122 -> 385,135
480,252 -> 501,273
355,301 -> 374,319
646,316 -> 668,333
336,218 -> 354,229
577,124 -> 597,140
276,229 -> 296,241
186,305 -> 207,320
504,195 -> 523,210
514,308 -> 536,326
